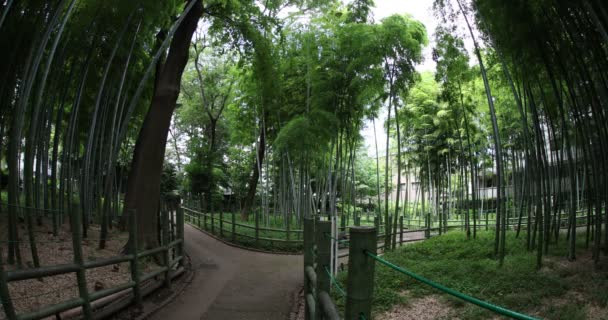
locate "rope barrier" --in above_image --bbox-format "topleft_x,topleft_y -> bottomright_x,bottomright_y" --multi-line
364,251 -> 538,320
324,266 -> 346,297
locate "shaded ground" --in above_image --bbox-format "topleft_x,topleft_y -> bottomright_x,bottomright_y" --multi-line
0,219 -> 159,318
368,231 -> 608,320
376,294 -> 454,320
150,224 -> 302,320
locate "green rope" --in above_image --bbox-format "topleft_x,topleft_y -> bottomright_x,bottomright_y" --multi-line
365,251 -> 539,320
324,265 -> 346,297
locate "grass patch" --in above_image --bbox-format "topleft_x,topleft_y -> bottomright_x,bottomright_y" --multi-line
334,230 -> 608,319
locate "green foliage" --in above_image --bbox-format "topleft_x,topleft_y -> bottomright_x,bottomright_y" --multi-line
274,109 -> 338,156
160,163 -> 179,195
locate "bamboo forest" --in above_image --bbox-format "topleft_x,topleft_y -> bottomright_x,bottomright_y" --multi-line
1,0 -> 608,319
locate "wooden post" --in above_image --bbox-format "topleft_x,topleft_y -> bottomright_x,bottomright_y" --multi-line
345,226 -> 376,320
71,198 -> 92,318
220,210 -> 224,238
425,213 -> 431,239
399,216 -> 404,245
385,214 -> 392,248
255,210 -> 260,245
287,213 -> 291,242
304,217 -> 315,320
232,211 -> 236,242
129,210 -> 142,307
177,206 -> 185,268
162,210 -> 171,289
170,207 -> 176,241
0,248 -> 16,319
211,210 -> 215,234
315,220 -> 331,318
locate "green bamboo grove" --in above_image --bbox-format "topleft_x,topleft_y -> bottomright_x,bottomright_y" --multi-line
1,0 -> 608,295
433,0 -> 608,267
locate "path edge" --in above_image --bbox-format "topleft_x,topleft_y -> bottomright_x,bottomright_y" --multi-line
135,254 -> 195,320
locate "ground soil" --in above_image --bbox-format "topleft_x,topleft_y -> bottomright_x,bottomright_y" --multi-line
0,218 -> 158,319
373,250 -> 608,320
533,251 -> 608,320
376,294 -> 455,320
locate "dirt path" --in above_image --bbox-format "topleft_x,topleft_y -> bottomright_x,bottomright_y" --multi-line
150,225 -> 302,320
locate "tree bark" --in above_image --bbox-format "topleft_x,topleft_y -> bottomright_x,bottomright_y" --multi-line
122,0 -> 203,249
241,124 -> 266,220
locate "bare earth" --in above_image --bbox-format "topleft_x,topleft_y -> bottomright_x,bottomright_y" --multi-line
150,225 -> 303,320
0,221 -> 161,318
376,294 -> 455,320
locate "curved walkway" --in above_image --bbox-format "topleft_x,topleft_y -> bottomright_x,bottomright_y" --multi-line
151,225 -> 302,320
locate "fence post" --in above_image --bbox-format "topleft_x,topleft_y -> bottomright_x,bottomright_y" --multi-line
220,210 -> 224,237
385,214 -> 392,248
177,206 -> 185,268
0,248 -> 16,319
71,199 -> 92,319
425,213 -> 431,239
303,217 -> 315,320
345,226 -> 376,320
399,216 -> 404,245
255,210 -> 260,245
315,220 -> 331,318
170,207 -> 176,242
162,210 -> 171,289
211,210 -> 215,234
232,211 -> 236,242
287,214 -> 291,242
129,210 -> 143,307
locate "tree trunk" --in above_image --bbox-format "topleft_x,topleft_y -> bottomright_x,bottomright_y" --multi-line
456,0 -> 505,264
241,124 -> 266,220
122,0 -> 202,249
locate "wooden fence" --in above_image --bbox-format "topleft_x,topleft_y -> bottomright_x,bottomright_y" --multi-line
182,207 -> 303,249
304,217 -> 376,320
304,218 -> 544,320
0,208 -> 185,320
